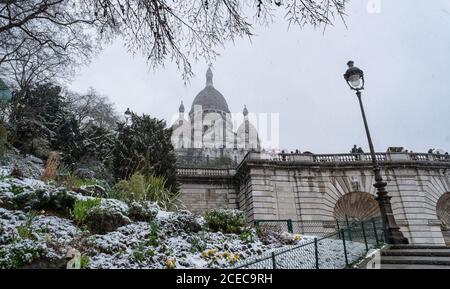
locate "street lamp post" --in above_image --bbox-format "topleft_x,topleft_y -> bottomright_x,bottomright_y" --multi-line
124,108 -> 132,125
344,61 -> 408,244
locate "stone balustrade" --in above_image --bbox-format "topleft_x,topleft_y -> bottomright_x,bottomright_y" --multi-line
177,167 -> 235,177
247,151 -> 450,164
177,151 -> 450,176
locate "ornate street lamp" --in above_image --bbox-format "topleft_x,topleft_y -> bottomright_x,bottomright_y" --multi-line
344,61 -> 408,244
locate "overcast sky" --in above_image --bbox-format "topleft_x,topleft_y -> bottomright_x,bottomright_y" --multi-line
69,0 -> 450,154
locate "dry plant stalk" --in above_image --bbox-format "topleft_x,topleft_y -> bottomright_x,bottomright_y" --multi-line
42,151 -> 60,182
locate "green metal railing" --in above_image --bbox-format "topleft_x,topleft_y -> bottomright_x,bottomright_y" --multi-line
235,217 -> 386,269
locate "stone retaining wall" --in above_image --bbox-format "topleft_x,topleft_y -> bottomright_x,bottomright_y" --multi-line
178,151 -> 450,245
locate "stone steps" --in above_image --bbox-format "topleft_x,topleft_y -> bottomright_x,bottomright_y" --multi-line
382,249 -> 450,257
380,264 -> 450,269
382,256 -> 450,265
388,245 -> 448,250
379,245 -> 450,269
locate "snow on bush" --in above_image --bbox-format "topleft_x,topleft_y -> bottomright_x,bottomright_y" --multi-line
0,207 -> 81,268
204,208 -> 246,234
0,239 -> 47,269
0,175 -> 371,269
128,201 -> 159,222
0,153 -> 44,179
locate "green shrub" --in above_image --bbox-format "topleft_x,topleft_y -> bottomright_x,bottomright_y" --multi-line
145,248 -> 155,257
239,229 -> 254,243
190,236 -> 206,253
144,174 -> 180,211
111,173 -> 145,202
10,184 -> 24,195
132,248 -> 145,263
80,255 -> 90,269
204,209 -> 247,234
145,222 -> 159,247
132,241 -> 157,264
111,173 -> 180,211
72,198 -> 101,224
16,212 -> 37,241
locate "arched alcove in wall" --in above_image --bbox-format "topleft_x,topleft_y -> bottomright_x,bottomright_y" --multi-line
436,192 -> 450,245
333,192 -> 381,221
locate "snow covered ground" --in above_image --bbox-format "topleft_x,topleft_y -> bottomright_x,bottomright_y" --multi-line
0,172 -> 371,269
234,237 -> 369,269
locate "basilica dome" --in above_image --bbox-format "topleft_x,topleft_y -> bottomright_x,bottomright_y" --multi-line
189,68 -> 230,115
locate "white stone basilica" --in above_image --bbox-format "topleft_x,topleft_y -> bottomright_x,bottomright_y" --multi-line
171,68 -> 261,165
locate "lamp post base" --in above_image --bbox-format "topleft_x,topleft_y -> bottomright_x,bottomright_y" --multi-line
350,81 -> 409,245
384,227 -> 409,245
375,180 -> 409,245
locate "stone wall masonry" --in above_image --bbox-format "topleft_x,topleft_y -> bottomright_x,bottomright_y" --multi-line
178,175 -> 237,215
177,152 -> 450,245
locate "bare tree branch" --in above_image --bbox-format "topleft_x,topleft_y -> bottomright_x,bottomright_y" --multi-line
0,0 -> 348,84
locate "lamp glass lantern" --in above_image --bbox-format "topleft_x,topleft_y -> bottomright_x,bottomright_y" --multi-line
344,61 -> 365,91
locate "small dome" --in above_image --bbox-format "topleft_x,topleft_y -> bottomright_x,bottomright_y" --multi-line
179,101 -> 185,113
190,68 -> 230,114
243,105 -> 248,117
237,117 -> 260,150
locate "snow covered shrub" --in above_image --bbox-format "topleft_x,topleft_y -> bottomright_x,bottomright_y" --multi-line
84,204 -> 131,234
9,187 -> 77,216
45,190 -> 77,215
76,185 -> 108,198
128,201 -> 159,222
204,209 -> 247,234
0,239 -> 46,269
24,189 -> 76,216
72,198 -> 101,225
0,153 -> 44,179
158,210 -> 202,234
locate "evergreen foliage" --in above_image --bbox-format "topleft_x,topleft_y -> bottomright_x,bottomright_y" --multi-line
112,112 -> 178,192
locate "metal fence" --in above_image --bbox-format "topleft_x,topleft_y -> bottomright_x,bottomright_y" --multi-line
235,217 -> 386,269
254,219 -> 339,237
